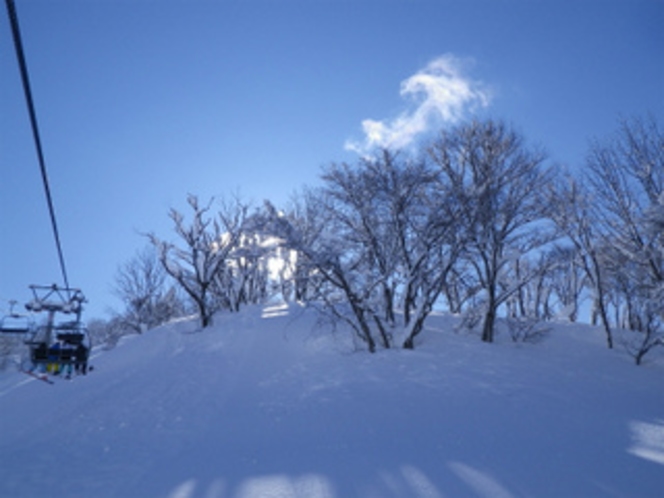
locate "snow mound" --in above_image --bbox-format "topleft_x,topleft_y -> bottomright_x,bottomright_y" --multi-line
0,303 -> 663,498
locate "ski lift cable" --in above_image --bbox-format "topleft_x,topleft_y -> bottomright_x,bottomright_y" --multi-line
5,0 -> 70,289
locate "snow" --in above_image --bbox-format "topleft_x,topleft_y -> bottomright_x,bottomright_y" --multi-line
1,304 -> 662,498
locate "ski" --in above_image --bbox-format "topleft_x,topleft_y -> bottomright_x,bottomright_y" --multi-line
21,370 -> 55,385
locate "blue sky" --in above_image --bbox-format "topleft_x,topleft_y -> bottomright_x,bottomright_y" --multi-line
1,0 -> 662,320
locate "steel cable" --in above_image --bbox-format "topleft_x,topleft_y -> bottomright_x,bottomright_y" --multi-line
5,0 -> 70,289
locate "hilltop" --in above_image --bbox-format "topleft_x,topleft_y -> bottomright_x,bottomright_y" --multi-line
1,303 -> 662,498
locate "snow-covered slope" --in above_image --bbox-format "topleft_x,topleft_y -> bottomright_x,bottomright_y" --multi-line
0,304 -> 662,498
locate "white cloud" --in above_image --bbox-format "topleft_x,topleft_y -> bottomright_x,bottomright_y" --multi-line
345,54 -> 491,154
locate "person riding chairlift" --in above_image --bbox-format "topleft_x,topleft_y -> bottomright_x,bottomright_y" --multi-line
30,342 -> 48,373
74,343 -> 89,375
60,342 -> 75,378
47,341 -> 61,375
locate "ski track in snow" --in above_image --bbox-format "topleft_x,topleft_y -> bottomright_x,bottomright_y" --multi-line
1,303 -> 663,498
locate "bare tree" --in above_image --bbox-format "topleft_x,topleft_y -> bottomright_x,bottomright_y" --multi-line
113,245 -> 185,333
321,157 -> 399,337
583,115 -> 664,362
207,197 -> 259,312
442,263 -> 481,314
268,150 -> 464,351
391,153 -> 465,349
429,119 -> 554,343
266,191 -> 383,352
549,174 -> 615,348
87,317 -> 131,349
323,150 -> 468,349
273,189 -> 329,304
503,254 -> 556,321
545,245 -> 587,323
148,195 -> 246,328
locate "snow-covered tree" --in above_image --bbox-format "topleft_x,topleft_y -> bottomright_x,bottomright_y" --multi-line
429,119 -> 554,343
268,150 -> 465,351
549,174 -> 615,347
149,195 -> 246,328
544,245 -> 587,323
271,190 -> 326,303
584,115 -> 664,362
207,198 -> 266,313
113,245 -> 186,333
86,317 -> 133,348
503,254 -> 556,321
645,191 -> 664,306
382,151 -> 465,349
266,191 -> 384,351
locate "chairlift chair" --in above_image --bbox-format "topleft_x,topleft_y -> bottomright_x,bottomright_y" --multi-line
4,285 -> 90,369
0,300 -> 35,334
0,313 -> 34,334
28,325 -> 91,367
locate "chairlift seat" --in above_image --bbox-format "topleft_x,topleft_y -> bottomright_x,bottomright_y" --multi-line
0,325 -> 31,334
30,345 -> 78,364
0,311 -> 33,334
56,332 -> 84,345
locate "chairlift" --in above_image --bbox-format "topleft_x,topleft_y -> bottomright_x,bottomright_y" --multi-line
0,300 -> 35,334
27,322 -> 91,369
4,285 -> 91,371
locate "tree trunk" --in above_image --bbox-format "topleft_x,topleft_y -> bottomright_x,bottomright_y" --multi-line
347,297 -> 376,353
481,306 -> 496,343
403,315 -> 427,349
383,286 -> 395,325
591,254 -> 613,349
481,281 -> 498,343
373,314 -> 391,349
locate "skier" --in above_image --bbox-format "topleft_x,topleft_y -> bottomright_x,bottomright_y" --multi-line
47,341 -> 61,375
74,343 -> 89,375
61,343 -> 75,378
30,342 -> 48,372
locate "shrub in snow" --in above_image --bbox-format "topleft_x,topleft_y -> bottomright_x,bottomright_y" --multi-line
503,317 -> 551,344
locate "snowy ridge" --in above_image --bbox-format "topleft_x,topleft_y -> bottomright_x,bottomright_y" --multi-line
0,303 -> 663,498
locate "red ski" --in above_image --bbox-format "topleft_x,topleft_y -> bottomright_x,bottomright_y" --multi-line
21,370 -> 55,385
